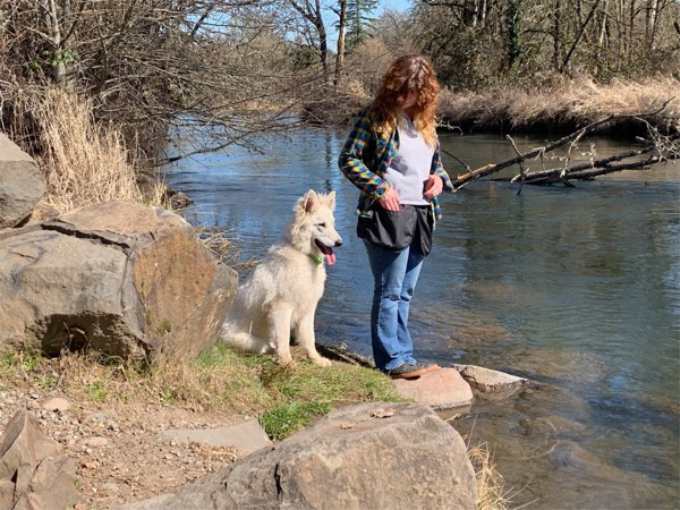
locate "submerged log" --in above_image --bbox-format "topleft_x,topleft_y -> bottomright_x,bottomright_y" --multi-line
448,103 -> 679,189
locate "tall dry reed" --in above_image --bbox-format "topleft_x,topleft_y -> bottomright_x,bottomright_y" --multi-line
34,89 -> 157,213
439,76 -> 680,132
468,442 -> 513,510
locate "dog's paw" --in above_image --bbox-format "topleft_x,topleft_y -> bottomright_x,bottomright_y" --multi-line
312,356 -> 332,367
278,356 -> 297,368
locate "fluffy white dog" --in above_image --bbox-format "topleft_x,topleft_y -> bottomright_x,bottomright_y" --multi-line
221,190 -> 343,366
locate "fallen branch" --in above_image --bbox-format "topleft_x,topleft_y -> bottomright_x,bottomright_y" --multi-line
514,156 -> 664,185
493,146 -> 657,184
450,102 -> 676,189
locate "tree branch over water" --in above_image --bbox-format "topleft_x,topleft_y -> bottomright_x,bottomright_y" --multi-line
449,102 -> 679,189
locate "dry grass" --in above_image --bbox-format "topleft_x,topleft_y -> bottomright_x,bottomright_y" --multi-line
33,89 -> 164,213
439,76 -> 680,132
0,344 -> 401,435
468,442 -> 513,510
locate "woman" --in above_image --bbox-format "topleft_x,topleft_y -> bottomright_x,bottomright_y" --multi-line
338,54 -> 454,379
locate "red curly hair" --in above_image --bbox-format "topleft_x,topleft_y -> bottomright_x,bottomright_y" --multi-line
371,54 -> 439,147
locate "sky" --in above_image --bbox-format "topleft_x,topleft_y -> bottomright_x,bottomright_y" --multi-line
377,0 -> 412,14
323,0 -> 413,47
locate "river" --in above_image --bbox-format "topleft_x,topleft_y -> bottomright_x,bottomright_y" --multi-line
164,127 -> 680,509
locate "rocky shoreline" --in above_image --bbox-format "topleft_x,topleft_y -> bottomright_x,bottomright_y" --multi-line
0,131 -> 527,509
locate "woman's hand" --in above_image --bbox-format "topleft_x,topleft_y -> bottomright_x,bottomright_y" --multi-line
379,187 -> 401,211
423,175 -> 443,199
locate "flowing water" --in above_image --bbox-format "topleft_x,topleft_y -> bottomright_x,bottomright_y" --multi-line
165,127 -> 680,509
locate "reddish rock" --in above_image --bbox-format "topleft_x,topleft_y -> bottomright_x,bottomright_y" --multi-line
392,367 -> 473,409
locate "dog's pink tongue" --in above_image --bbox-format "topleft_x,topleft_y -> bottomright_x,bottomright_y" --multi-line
327,253 -> 336,265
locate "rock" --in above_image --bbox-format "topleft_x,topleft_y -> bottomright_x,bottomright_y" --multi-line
453,364 -> 527,395
41,398 -> 70,413
116,403 -> 478,510
161,419 -> 272,455
0,410 -> 80,510
23,455 -> 79,509
24,204 -> 59,225
0,479 -> 15,510
165,189 -> 194,211
83,437 -> 109,448
0,410 -> 62,480
392,367 -> 473,409
519,416 -> 587,437
0,134 -> 46,229
0,200 -> 238,360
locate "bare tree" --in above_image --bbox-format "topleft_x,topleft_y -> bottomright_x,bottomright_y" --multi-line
287,0 -> 330,85
335,0 -> 348,89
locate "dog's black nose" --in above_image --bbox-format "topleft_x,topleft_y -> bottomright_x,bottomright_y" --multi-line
335,239 -> 343,247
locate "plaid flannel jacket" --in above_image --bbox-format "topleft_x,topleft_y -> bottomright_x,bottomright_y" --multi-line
338,108 -> 453,222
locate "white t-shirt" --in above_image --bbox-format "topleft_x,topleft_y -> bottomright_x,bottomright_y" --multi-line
383,115 -> 435,206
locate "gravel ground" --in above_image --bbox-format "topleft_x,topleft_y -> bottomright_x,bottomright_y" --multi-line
0,388 -> 249,509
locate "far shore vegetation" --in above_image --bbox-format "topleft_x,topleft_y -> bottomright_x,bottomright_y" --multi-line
2,3 -> 678,199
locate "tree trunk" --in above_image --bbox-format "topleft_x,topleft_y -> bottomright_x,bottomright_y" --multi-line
552,0 -> 562,72
335,0 -> 347,90
316,0 -> 329,86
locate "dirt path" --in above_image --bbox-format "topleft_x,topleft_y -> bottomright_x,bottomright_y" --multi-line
0,388 -> 248,509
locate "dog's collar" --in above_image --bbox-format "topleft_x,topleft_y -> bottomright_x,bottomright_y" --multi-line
308,253 -> 324,266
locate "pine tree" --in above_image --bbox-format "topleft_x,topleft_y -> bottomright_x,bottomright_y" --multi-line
346,0 -> 379,50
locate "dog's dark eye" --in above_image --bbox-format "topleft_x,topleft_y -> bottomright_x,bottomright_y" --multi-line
318,223 -> 326,228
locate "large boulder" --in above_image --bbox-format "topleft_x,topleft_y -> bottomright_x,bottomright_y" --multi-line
0,410 -> 80,510
0,134 -> 46,229
0,200 -> 237,360
116,403 -> 478,510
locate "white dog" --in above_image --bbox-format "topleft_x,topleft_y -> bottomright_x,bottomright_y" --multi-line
221,190 -> 343,367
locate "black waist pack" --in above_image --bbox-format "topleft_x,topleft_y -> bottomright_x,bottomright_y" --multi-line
357,204 -> 433,256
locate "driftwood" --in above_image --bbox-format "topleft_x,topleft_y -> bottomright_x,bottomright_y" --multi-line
447,103 -> 679,190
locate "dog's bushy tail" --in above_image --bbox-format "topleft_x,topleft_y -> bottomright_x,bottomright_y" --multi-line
220,323 -> 270,355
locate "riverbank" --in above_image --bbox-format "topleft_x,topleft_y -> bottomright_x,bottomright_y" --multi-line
305,76 -> 679,136
437,76 -> 679,135
0,345 -> 507,509
0,346 -> 395,508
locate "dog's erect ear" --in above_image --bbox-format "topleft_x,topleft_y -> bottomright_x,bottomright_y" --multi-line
300,189 -> 317,214
326,190 -> 336,211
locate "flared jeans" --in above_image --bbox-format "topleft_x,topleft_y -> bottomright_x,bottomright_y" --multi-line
364,240 -> 425,371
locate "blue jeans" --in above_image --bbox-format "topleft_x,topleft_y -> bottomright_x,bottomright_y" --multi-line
364,240 -> 425,371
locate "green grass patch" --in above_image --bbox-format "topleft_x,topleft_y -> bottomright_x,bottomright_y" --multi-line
87,380 -> 108,401
0,343 -> 402,441
194,343 -> 403,439
261,401 -> 331,440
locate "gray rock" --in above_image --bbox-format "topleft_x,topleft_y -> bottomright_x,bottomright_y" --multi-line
24,455 -> 80,509
0,200 -> 238,360
392,367 -> 473,409
0,410 -> 80,510
0,410 -> 62,480
0,134 -> 46,229
161,419 -> 272,455
117,403 -> 477,510
453,364 -> 527,395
